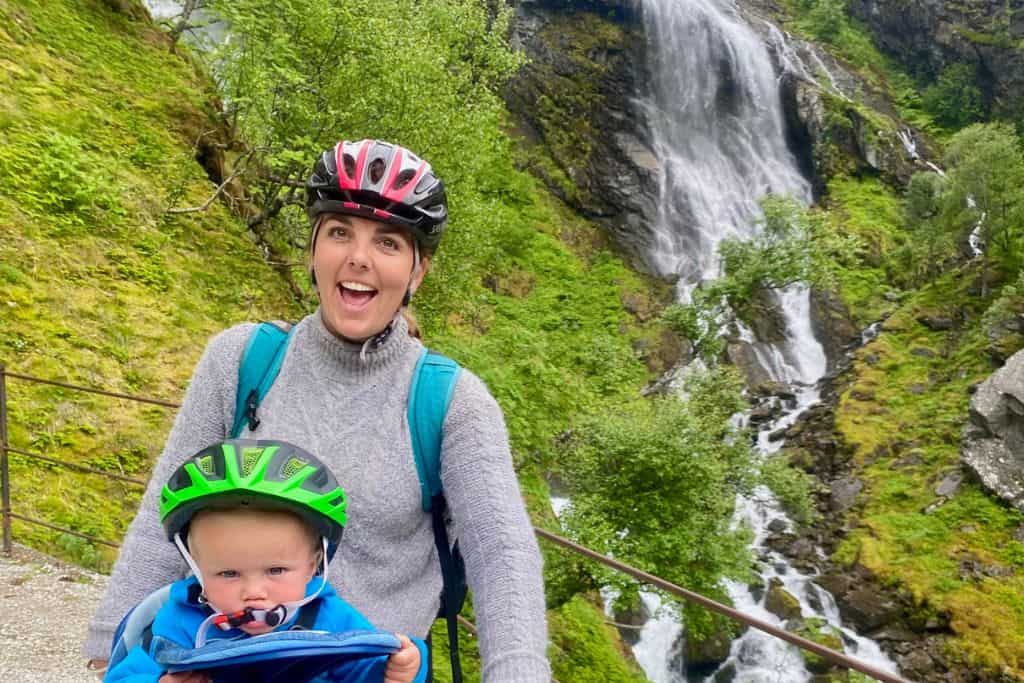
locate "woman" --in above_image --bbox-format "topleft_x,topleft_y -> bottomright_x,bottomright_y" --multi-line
84,139 -> 551,682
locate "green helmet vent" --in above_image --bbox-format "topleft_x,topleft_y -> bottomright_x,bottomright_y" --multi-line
241,446 -> 265,477
281,456 -> 309,480
196,455 -> 216,477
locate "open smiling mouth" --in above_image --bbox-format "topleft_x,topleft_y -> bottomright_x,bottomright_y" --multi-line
338,281 -> 378,308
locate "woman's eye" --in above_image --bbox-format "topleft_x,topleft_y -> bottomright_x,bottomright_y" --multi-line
327,226 -> 348,239
379,237 -> 399,250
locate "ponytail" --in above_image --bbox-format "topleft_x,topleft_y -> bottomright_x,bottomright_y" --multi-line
403,308 -> 422,340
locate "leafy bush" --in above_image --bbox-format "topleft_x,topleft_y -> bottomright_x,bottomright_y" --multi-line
922,64 -> 986,130
557,367 -> 757,639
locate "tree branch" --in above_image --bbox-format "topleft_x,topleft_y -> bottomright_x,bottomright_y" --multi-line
165,167 -> 245,215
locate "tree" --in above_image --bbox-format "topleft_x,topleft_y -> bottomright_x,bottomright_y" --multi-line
663,195 -> 861,359
557,367 -> 757,639
184,0 -> 524,297
922,63 -> 985,130
941,123 -> 1024,293
893,171 -> 957,286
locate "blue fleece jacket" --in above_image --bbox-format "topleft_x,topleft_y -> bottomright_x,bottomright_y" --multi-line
105,576 -> 424,683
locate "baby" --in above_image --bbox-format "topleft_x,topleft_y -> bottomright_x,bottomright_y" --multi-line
105,439 -> 422,683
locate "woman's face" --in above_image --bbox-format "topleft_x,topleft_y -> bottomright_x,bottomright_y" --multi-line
312,214 -> 426,342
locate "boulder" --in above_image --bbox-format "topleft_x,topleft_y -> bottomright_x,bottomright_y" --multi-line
764,578 -> 802,620
961,349 -> 1024,511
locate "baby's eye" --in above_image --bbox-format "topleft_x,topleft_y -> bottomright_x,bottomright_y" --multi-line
267,566 -> 288,576
217,570 -> 239,579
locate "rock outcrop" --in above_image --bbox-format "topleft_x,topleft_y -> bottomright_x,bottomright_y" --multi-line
506,2 -> 661,272
962,349 -> 1024,511
846,0 -> 1024,114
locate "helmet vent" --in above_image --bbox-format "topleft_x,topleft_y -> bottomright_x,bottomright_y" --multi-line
196,455 -> 216,477
343,154 -> 356,179
241,447 -> 264,477
393,169 -> 416,191
414,174 -> 435,194
281,457 -> 308,480
328,494 -> 345,508
369,158 -> 385,183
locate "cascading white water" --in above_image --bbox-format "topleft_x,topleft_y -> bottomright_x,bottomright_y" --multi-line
629,0 -> 900,680
636,0 -> 811,293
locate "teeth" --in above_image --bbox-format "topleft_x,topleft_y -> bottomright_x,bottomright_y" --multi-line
341,281 -> 376,292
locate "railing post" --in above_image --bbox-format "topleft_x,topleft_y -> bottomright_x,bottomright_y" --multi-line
1,364 -> 11,555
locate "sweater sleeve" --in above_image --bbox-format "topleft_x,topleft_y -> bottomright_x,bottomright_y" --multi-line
439,371 -> 550,683
82,324 -> 255,661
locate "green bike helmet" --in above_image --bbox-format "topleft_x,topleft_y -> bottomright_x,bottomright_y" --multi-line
160,440 -> 347,559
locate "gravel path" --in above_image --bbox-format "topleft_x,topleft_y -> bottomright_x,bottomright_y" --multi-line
0,545 -> 107,682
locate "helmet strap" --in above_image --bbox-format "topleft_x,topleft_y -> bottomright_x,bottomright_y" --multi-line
176,536 -> 331,648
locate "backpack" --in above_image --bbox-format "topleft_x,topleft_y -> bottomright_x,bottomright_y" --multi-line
231,322 -> 467,683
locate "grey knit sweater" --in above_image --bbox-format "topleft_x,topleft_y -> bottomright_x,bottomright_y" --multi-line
83,311 -> 551,681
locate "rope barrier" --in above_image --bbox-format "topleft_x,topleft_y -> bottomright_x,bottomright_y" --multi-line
0,366 -> 913,681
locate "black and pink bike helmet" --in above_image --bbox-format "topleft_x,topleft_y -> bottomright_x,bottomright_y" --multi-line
306,139 -> 448,251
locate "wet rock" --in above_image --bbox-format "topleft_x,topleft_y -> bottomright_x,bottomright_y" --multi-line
916,316 -> 954,331
958,552 -> 1015,581
683,625 -> 737,677
841,587 -> 901,631
849,388 -> 875,401
830,476 -> 863,512
961,348 -> 1024,511
710,660 -> 736,682
764,578 -> 802,621
870,624 -> 917,642
898,648 -> 935,679
934,470 -> 963,498
767,518 -> 788,534
612,600 -> 650,647
891,449 -> 924,469
809,287 -> 861,373
752,380 -> 797,400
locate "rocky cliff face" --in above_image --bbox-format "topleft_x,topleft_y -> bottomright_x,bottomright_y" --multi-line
847,0 -> 1024,113
506,1 -> 662,273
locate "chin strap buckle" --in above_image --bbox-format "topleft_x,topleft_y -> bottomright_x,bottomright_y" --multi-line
212,604 -> 288,631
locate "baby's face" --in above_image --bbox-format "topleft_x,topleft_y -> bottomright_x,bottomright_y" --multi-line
189,508 -> 319,636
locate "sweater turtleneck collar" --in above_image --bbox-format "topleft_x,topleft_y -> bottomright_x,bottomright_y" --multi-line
306,307 -> 417,372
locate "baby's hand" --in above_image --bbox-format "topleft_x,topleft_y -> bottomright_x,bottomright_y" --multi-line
384,634 -> 421,683
158,671 -> 210,683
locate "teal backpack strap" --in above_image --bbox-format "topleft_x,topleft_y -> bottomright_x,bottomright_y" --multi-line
407,348 -> 461,512
231,322 -> 295,438
407,348 -> 465,683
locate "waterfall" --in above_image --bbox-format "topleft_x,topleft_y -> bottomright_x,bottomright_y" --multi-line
628,0 -> 899,680
636,0 -> 811,293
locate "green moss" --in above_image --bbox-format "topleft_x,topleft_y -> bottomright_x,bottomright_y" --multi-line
833,266 -> 1024,677
824,175 -> 903,325
547,595 -> 649,682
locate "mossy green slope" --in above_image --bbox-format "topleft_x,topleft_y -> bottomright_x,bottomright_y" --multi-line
0,0 -> 303,563
833,267 -> 1024,676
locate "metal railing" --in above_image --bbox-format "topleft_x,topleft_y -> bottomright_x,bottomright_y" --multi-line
0,364 -> 911,683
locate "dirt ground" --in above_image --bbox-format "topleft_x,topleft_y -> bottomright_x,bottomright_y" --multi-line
0,544 -> 107,682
